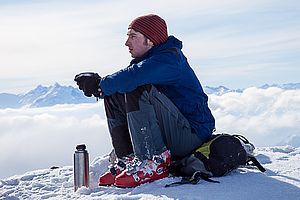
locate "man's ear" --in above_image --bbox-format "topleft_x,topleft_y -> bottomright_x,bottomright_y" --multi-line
147,39 -> 154,47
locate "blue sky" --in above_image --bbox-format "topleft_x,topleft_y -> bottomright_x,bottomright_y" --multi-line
0,0 -> 299,93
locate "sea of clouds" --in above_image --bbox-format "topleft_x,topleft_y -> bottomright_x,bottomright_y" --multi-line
0,87 -> 299,179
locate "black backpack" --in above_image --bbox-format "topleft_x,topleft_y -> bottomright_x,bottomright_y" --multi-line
166,133 -> 266,187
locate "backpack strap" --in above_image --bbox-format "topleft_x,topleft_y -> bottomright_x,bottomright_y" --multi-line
165,171 -> 219,187
247,155 -> 266,172
233,134 -> 266,173
232,134 -> 250,144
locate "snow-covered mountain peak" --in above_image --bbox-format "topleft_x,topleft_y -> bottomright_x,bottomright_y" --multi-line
0,83 -> 95,108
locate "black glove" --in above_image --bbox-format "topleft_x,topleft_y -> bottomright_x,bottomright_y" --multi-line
74,72 -> 102,98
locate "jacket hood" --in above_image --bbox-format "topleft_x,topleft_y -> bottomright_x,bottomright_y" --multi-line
151,35 -> 183,52
130,36 -> 182,64
162,35 -> 183,50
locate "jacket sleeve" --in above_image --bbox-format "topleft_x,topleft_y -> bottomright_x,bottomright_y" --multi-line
100,50 -> 184,96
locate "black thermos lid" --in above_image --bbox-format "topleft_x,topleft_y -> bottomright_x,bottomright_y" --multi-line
76,144 -> 86,151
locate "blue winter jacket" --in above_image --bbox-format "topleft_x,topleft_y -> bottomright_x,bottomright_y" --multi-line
100,36 -> 215,141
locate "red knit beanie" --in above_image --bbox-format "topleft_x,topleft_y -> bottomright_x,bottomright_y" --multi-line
128,14 -> 168,46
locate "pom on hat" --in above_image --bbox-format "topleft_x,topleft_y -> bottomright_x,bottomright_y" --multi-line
128,14 -> 168,45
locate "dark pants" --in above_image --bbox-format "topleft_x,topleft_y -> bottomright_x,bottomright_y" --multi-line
104,85 -> 203,160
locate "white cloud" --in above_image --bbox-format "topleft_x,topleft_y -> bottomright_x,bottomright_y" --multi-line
0,102 -> 112,179
210,87 -> 300,146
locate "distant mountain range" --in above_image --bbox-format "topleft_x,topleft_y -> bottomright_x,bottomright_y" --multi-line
204,83 -> 300,95
0,83 -> 299,108
0,83 -> 94,109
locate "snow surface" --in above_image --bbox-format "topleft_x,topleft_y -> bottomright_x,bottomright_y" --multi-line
1,146 -> 300,200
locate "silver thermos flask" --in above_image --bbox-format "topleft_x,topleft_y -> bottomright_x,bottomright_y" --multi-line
74,144 -> 89,191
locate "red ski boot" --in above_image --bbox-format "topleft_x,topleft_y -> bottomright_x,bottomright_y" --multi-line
99,156 -> 133,186
114,150 -> 170,188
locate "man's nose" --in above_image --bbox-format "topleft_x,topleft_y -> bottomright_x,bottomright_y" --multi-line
125,38 -> 130,46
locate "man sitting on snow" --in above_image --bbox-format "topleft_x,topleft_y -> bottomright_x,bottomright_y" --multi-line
74,14 -> 215,188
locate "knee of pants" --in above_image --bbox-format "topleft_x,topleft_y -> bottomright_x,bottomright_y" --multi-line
104,93 -> 126,118
125,84 -> 152,112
